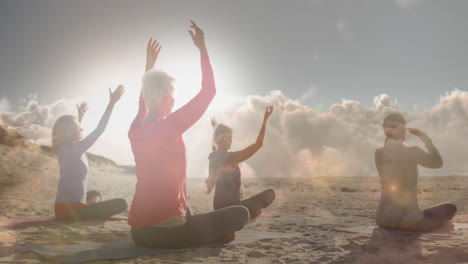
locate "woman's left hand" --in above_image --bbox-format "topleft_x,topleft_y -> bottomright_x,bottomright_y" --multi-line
109,85 -> 125,106
188,21 -> 207,52
264,105 -> 273,121
76,102 -> 88,123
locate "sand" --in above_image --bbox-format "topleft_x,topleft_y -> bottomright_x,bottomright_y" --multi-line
1,129 -> 468,263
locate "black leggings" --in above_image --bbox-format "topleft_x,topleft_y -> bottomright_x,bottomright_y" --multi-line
382,202 -> 457,232
65,190 -> 128,222
131,205 -> 250,249
214,189 -> 276,218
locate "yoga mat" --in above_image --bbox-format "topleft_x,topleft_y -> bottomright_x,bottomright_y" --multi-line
256,210 -> 306,219
333,223 -> 468,235
255,211 -> 281,218
0,215 -> 127,230
453,214 -> 468,223
32,229 -> 303,264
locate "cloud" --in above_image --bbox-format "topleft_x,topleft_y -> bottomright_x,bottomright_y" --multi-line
0,93 -> 134,166
0,95 -> 74,146
189,89 -> 468,178
296,86 -> 317,104
204,91 -> 386,178
3,89 -> 468,177
0,97 -> 10,113
411,90 -> 468,174
394,0 -> 424,10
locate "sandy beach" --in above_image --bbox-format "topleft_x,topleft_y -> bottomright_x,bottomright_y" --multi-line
3,1 -> 468,263
1,127 -> 468,264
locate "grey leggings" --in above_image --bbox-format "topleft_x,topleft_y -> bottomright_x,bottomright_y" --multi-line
65,190 -> 128,222
214,189 -> 276,218
240,189 -> 276,217
381,202 -> 457,232
131,205 -> 250,249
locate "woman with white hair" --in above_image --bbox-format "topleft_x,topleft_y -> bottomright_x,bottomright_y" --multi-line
206,106 -> 276,218
375,112 -> 456,232
52,86 -> 127,222
128,21 -> 249,249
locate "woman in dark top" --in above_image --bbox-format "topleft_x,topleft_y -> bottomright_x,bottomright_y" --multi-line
375,112 -> 456,232
206,106 -> 276,218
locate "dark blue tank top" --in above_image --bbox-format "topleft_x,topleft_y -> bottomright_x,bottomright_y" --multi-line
209,150 -> 243,210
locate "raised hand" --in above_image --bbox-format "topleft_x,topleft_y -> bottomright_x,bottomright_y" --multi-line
146,38 -> 162,72
188,20 -> 207,52
108,85 -> 125,109
407,127 -> 425,138
211,117 -> 218,129
76,102 -> 89,123
264,106 -> 273,121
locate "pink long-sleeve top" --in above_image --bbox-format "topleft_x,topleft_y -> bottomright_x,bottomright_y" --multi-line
128,52 -> 216,228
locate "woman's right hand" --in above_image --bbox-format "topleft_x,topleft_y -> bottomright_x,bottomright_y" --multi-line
146,38 -> 161,72
407,127 -> 425,138
264,106 -> 273,121
211,117 -> 218,129
188,21 -> 207,52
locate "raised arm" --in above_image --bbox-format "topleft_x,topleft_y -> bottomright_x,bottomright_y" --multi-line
408,128 -> 443,169
74,85 -> 125,154
145,38 -> 162,72
163,21 -> 216,135
225,106 -> 273,167
76,102 -> 89,123
130,39 -> 161,130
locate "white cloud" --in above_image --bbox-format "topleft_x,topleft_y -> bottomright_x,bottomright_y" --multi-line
3,89 -> 468,177
0,95 -> 75,146
296,86 -> 317,104
0,97 -> 10,113
186,89 -> 468,178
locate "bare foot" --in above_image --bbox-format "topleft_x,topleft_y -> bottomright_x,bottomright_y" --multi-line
439,221 -> 454,231
218,232 -> 235,243
251,209 -> 262,219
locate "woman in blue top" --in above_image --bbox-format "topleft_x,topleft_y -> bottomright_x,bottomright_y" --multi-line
206,106 -> 276,218
52,85 -> 127,221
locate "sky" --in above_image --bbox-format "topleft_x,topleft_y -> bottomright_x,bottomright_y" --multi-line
1,0 -> 468,177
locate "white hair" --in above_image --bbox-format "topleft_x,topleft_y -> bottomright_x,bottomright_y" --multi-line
141,70 -> 175,108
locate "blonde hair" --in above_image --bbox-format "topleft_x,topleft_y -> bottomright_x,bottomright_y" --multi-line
52,115 -> 79,152
206,119 -> 233,194
211,121 -> 233,151
142,70 -> 175,108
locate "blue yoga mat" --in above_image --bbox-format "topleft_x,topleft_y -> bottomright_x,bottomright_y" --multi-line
32,229 -> 302,264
